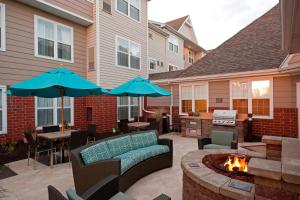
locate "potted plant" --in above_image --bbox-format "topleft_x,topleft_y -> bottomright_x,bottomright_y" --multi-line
193,111 -> 200,117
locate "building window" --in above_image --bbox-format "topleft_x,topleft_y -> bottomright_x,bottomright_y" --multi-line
36,97 -> 74,128
0,3 -> 6,51
169,64 -> 179,71
103,0 -> 112,13
88,47 -> 95,71
231,82 -> 248,114
149,58 -> 156,70
35,16 -> 73,62
116,0 -> 140,21
188,50 -> 194,64
230,79 -> 272,118
148,33 -> 153,39
117,96 -> 139,120
168,36 -> 179,53
194,85 -> 207,112
0,85 -> 7,134
180,84 -> 208,114
181,86 -> 192,113
116,36 -> 141,70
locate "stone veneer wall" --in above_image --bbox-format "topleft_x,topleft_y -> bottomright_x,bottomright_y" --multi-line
0,95 -> 117,142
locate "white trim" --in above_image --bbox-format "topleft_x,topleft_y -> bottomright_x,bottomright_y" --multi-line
35,97 -> 74,129
0,3 -> 5,51
178,16 -> 190,32
148,57 -> 157,71
34,15 -> 74,63
96,0 -> 101,85
179,82 -> 209,115
152,68 -> 280,84
115,0 -> 141,23
0,85 -> 7,134
115,35 -> 142,71
229,77 -> 273,119
32,0 -> 94,25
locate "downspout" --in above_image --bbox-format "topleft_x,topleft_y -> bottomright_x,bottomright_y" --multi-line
169,84 -> 173,128
95,0 -> 100,86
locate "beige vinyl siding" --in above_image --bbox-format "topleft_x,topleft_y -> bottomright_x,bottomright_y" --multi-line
148,28 -> 167,73
46,0 -> 93,20
179,23 -> 198,44
86,3 -> 97,83
0,0 -> 87,85
273,75 -> 300,108
288,53 -> 300,67
208,80 -> 230,108
98,0 -> 148,89
148,85 -> 171,106
165,30 -> 184,69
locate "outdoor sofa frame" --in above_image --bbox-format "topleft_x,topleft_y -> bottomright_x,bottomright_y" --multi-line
71,130 -> 173,196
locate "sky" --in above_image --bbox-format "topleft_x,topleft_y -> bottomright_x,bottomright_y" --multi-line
148,0 -> 279,50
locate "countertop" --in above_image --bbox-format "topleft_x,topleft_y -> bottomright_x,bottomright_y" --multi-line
180,113 -> 248,122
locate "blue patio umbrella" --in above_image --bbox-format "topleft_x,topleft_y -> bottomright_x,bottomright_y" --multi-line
7,68 -> 108,132
109,77 -> 171,121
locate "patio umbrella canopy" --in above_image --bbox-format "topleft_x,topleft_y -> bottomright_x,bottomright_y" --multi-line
109,77 -> 171,97
7,68 -> 108,132
109,77 -> 171,121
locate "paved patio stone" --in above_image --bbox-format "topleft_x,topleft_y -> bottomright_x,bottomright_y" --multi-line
248,158 -> 282,180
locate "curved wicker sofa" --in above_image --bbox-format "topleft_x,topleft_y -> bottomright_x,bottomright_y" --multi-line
71,130 -> 173,196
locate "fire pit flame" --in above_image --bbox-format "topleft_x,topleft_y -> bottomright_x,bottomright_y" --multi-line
224,155 -> 248,172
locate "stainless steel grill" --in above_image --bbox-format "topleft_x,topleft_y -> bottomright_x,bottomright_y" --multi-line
212,110 -> 237,126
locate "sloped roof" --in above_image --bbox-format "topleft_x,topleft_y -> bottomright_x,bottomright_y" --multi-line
150,5 -> 288,81
166,15 -> 189,31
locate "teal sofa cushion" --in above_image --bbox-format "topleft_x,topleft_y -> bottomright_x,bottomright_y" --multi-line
66,188 -> 84,200
110,192 -> 135,200
106,135 -> 133,157
210,130 -> 234,146
114,145 -> 170,175
131,131 -> 158,149
203,144 -> 231,149
80,142 -> 112,165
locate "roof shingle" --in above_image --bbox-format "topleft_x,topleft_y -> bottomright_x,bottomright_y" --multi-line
150,5 -> 288,81
166,15 -> 189,31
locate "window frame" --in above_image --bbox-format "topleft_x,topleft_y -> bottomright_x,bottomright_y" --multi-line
34,15 -> 74,63
0,3 -> 5,51
148,57 -> 157,71
179,82 -> 209,115
188,50 -> 194,64
115,35 -> 141,71
117,96 -> 140,121
35,97 -> 74,129
115,0 -> 141,22
229,78 -> 273,119
168,36 -> 179,54
0,85 -> 7,134
168,64 -> 180,72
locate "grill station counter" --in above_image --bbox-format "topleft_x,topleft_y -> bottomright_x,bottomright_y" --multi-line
180,111 -> 248,142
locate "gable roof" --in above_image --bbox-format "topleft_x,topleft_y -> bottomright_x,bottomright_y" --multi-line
166,15 -> 189,31
150,4 -> 288,81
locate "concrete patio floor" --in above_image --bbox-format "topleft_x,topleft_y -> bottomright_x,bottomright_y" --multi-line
0,133 -> 265,200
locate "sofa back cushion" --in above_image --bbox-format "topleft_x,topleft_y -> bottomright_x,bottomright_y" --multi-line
80,141 -> 112,165
131,131 -> 158,149
210,130 -> 234,146
106,135 -> 133,157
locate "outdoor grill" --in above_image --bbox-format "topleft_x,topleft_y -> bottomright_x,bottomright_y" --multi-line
212,110 -> 237,126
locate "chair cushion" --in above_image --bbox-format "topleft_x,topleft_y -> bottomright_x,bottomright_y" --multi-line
80,142 -> 112,165
106,135 -> 133,157
203,144 -> 231,149
114,145 -> 170,175
131,131 -> 158,149
210,130 -> 234,146
66,188 -> 84,200
110,192 -> 136,200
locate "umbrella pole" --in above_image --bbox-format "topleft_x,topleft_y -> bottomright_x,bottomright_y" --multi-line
61,95 -> 64,133
138,97 -> 140,122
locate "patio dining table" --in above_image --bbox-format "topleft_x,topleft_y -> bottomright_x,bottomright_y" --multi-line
128,122 -> 150,131
37,130 -> 76,168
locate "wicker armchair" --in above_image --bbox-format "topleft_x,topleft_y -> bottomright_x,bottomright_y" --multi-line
48,185 -> 67,200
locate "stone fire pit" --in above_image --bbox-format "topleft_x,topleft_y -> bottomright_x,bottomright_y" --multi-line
181,149 -> 257,200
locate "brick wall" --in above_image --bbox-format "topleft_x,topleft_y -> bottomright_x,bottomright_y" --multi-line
1,95 -> 118,142
252,108 -> 298,138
